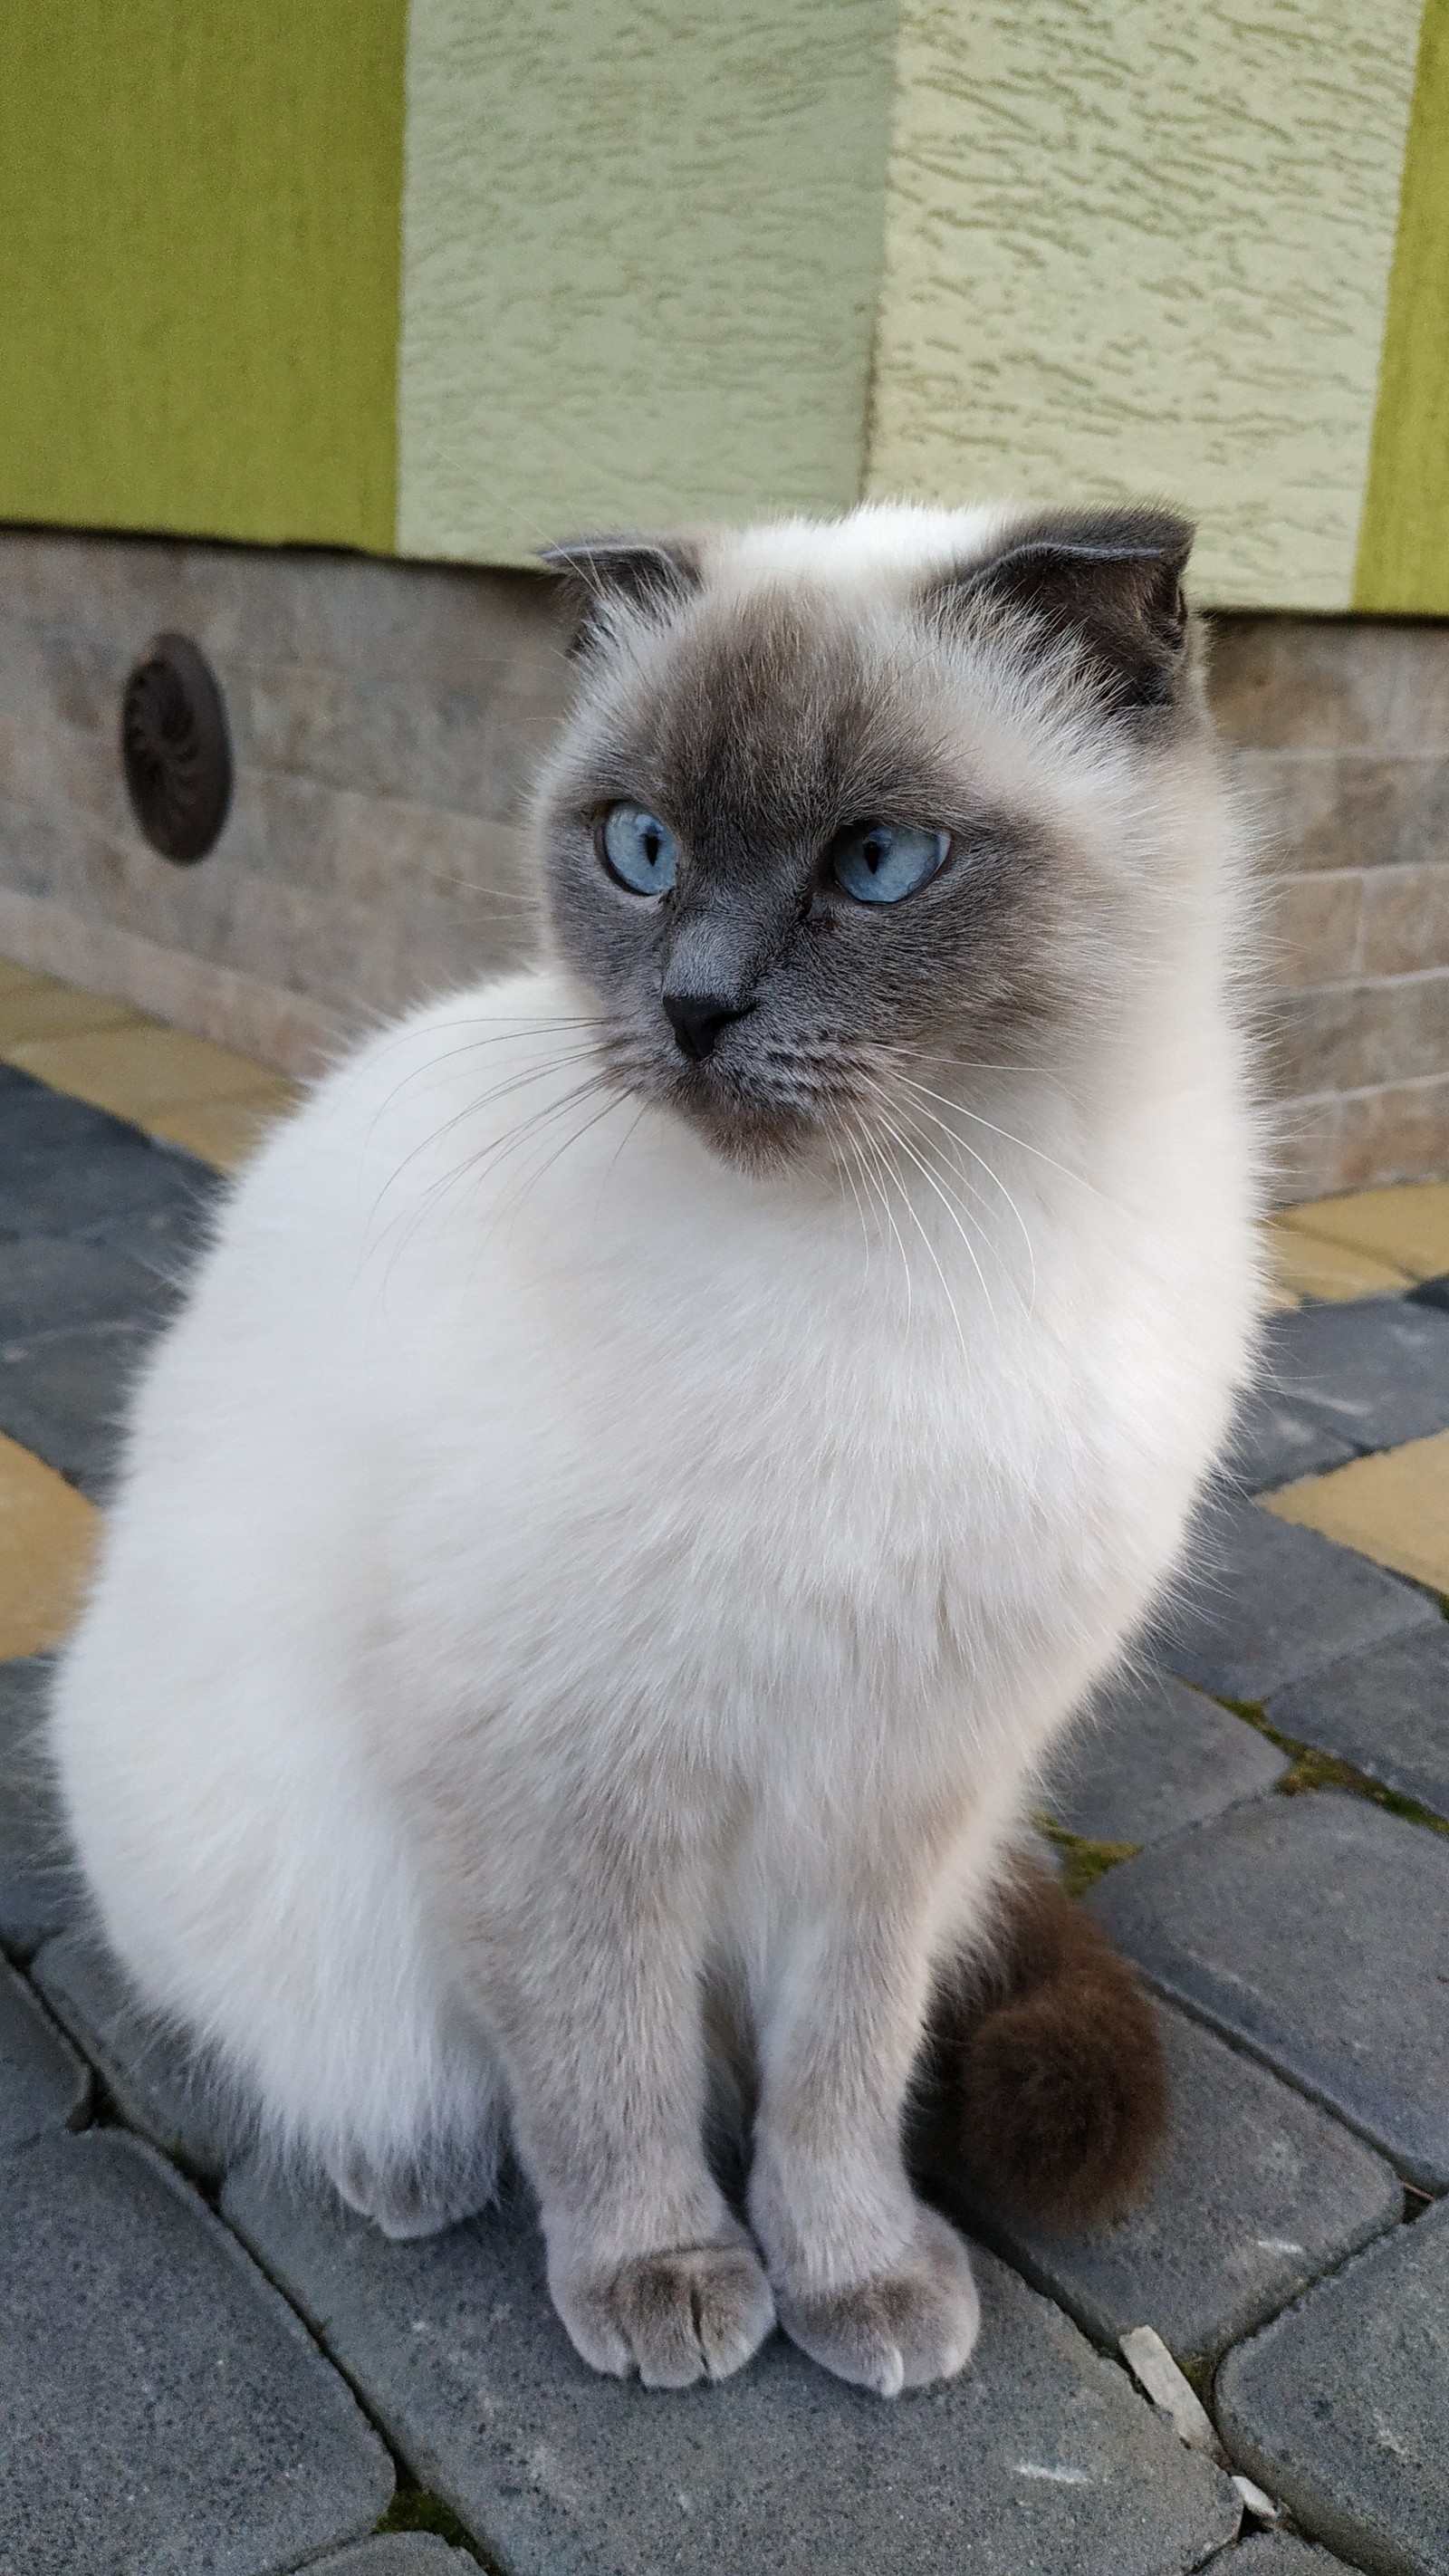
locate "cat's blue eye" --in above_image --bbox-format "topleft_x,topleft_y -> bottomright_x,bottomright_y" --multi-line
600,803 -> 678,896
830,820 -> 949,905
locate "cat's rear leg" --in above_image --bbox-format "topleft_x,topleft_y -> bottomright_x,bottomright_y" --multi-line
916,1853 -> 1168,2227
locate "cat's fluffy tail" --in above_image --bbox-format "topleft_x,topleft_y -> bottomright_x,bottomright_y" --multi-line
920,1858 -> 1168,2230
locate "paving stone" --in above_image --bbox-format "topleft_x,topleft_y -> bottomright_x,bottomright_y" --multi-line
0,1066 -> 218,1246
0,1229 -> 175,1341
1041,1674 -> 1290,1849
1259,1296 -> 1449,1456
1222,2542 -> 1356,2571
0,1654 -> 78,1953
1091,1792 -> 1449,2190
1151,1496 -> 1439,1702
0,2129 -> 393,2573
1222,1388 -> 1358,1496
311,2544 -> 478,2573
33,1926 -> 234,2182
0,1430 -> 99,1662
1275,1182 -> 1449,1284
223,2164 -> 1240,2576
949,2005 -> 1401,2370
1270,1626 -> 1449,1817
1263,1221 -> 1414,1304
1262,1430 -> 1449,1600
0,1955 -> 90,2148
1408,1270 -> 1449,1312
0,1318 -> 153,1499
1217,2195 -> 1449,2576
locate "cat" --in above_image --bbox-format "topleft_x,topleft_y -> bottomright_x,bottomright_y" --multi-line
50,502 -> 1262,2398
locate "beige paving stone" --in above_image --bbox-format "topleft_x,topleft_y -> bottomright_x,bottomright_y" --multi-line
1260,1428 -> 1449,1596
1275,1181 -> 1449,1280
0,984 -> 144,1045
140,1095 -> 299,1171
0,957 -> 50,999
0,1432 -> 99,1659
1262,1217 -> 1414,1303
2,1023 -> 290,1120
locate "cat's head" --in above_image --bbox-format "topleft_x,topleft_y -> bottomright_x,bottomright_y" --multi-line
534,504 -> 1211,1169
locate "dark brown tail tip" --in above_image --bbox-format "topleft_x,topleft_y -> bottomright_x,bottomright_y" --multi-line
937,1861 -> 1170,2231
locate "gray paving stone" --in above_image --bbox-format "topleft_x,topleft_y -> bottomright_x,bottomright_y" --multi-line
33,1926 -> 234,2181
1260,1296 -> 1449,1456
951,2005 -> 1401,2369
1217,2195 -> 1449,2576
0,2129 -> 392,2573
1270,1626 -> 1449,1819
0,1317 -> 153,1499
311,2544 -> 477,2573
1223,1387 -> 1358,1495
222,2163 -> 1240,2576
1091,1792 -> 1449,2190
0,1068 -> 217,1246
0,1955 -> 90,2148
0,1228 -> 174,1340
1408,1273 -> 1449,1313
0,1652 -> 78,1954
1220,2543 -> 1355,2572
1151,1498 -> 1439,1703
1041,1674 -> 1290,1850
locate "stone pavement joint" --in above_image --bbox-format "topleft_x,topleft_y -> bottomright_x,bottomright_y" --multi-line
1216,2193 -> 1449,2576
1092,1792 -> 1449,2192
222,2161 -> 1242,2576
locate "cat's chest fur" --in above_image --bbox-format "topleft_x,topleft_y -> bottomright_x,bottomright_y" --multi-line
263,972 -> 1249,1816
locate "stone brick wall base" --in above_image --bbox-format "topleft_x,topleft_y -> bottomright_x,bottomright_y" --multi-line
0,528 -> 1444,1197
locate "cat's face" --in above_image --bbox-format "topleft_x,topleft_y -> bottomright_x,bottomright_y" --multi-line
536,507 -> 1202,1169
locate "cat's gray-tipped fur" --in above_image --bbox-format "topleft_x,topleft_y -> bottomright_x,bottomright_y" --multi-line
51,502 -> 1262,2398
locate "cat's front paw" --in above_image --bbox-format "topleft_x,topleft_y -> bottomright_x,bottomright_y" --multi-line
552,2233 -> 776,2389
774,2205 -> 980,2398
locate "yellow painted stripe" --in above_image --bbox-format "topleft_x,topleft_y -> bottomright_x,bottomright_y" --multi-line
1355,0 -> 1449,611
0,2 -> 408,553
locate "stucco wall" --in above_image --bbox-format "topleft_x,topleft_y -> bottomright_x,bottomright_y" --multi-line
395,0 -> 898,562
866,0 -> 1424,610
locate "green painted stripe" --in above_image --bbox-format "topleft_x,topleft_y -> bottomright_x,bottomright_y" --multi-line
0,2 -> 407,553
1356,0 -> 1449,613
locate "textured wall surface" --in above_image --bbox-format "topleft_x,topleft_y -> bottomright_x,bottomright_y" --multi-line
396,0 -> 897,562
0,1 -> 406,552
868,0 -> 1424,610
1356,0 -> 1449,611
0,533 -> 569,1072
1214,618 -> 1449,1196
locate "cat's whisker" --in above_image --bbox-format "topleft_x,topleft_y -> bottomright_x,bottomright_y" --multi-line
868,1071 -> 1039,1317
368,1045 -> 608,1245
864,1097 -> 979,1349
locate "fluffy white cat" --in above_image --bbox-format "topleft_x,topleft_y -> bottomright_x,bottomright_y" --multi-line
51,504 -> 1261,2396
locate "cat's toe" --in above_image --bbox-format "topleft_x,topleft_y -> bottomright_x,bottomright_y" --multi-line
554,2237 -> 776,2389
775,2206 -> 980,2398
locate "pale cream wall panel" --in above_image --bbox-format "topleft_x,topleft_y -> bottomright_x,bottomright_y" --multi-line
398,0 -> 896,564
868,0 -> 1422,610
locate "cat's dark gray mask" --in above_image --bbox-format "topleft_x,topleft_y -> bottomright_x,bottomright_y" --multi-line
536,512 -> 1196,1169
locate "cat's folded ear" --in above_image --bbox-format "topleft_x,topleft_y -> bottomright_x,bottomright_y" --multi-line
937,508 -> 1195,717
541,533 -> 702,658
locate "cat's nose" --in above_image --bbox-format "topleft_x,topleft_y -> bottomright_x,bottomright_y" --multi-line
662,991 -> 750,1062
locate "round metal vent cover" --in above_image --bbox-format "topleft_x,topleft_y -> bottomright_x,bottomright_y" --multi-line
120,631 -> 232,863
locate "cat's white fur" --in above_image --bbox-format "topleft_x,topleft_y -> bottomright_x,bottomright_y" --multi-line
51,506 -> 1261,2397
